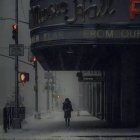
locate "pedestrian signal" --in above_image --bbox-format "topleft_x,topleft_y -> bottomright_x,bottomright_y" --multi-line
31,56 -> 37,68
19,72 -> 29,83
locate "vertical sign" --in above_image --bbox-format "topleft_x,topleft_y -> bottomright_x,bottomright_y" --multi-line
130,0 -> 140,20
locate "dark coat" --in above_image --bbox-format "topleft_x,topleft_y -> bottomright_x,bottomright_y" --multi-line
63,100 -> 73,118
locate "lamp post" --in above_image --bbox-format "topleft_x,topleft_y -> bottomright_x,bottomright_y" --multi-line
15,0 -> 19,113
48,78 -> 54,111
33,58 -> 40,119
45,73 -> 55,112
51,80 -> 55,111
29,55 -> 40,118
46,80 -> 50,112
45,75 -> 53,112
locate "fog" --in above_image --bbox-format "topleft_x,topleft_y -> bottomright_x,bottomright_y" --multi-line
54,71 -> 80,110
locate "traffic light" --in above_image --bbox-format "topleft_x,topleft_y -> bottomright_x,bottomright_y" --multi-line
31,56 -> 37,68
12,24 -> 18,40
19,72 -> 29,83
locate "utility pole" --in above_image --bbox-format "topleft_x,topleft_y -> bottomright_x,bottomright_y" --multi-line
35,61 -> 38,113
10,0 -> 21,129
15,0 -> 19,111
32,56 -> 39,119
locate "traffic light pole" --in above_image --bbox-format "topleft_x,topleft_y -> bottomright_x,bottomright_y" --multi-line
34,61 -> 40,119
35,61 -> 38,113
15,0 -> 19,112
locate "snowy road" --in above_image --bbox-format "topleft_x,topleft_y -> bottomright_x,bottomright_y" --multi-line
0,111 -> 140,140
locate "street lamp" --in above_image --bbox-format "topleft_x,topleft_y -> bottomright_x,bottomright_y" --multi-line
45,74 -> 56,112
48,78 -> 54,111
30,56 -> 39,119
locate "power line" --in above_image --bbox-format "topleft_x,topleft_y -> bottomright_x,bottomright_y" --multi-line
0,53 -> 33,66
0,46 -> 30,49
0,17 -> 29,24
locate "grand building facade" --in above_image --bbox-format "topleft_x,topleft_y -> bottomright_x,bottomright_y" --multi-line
29,0 -> 140,127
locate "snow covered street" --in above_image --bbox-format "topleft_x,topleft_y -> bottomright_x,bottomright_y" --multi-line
0,111 -> 140,140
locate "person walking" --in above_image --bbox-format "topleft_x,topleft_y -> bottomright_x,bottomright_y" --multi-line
63,98 -> 73,127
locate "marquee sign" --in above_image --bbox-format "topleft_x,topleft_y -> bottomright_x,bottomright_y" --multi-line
30,0 -> 140,28
65,0 -> 115,24
30,0 -> 115,26
31,28 -> 140,44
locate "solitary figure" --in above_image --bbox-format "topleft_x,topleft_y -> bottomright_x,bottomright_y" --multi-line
63,98 -> 73,127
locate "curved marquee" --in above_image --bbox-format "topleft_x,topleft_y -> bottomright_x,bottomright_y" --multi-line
31,24 -> 140,48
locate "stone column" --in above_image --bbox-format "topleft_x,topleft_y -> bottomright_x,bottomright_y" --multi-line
111,57 -> 121,126
120,47 -> 137,127
104,54 -> 121,125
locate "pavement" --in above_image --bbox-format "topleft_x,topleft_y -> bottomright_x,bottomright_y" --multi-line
0,111 -> 140,140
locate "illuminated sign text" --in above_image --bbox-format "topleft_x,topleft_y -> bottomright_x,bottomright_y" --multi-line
130,0 -> 140,20
31,29 -> 140,44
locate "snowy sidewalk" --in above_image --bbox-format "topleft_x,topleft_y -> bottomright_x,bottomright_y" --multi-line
0,111 -> 140,140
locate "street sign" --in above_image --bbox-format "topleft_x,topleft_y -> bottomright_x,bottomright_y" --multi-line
44,71 -> 53,79
9,44 -> 24,56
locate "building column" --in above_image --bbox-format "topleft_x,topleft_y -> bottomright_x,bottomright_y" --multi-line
104,54 -> 121,125
111,57 -> 121,126
120,47 -> 137,127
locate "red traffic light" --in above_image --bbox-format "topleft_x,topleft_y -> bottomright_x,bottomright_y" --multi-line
30,56 -> 37,67
33,56 -> 37,62
12,24 -> 18,30
12,24 -> 18,40
30,56 -> 37,63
